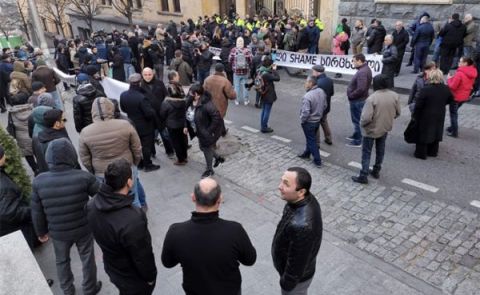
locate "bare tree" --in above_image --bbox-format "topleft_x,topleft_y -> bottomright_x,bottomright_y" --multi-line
68,0 -> 100,32
0,0 -> 22,41
38,0 -> 69,37
15,0 -> 31,41
111,0 -> 142,28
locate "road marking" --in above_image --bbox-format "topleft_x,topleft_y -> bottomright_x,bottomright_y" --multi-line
347,161 -> 372,170
241,126 -> 259,133
319,150 -> 330,157
401,178 -> 439,193
271,135 -> 291,143
224,119 -> 233,125
470,200 -> 480,208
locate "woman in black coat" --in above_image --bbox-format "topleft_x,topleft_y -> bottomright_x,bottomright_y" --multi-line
410,69 -> 453,159
186,84 -> 224,178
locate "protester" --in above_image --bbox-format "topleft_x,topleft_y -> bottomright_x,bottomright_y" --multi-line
408,61 -> 436,113
381,35 -> 398,88
350,20 -> 367,55
169,50 -> 193,86
367,20 -> 386,54
194,42 -> 214,84
410,16 -> 434,74
352,74 -> 401,184
9,60 -> 32,97
273,167 -> 323,294
229,37 -> 253,105
161,178 -> 256,295
312,65 -> 334,145
258,56 -> 280,133
438,13 -> 466,74
392,21 -> 409,76
463,14 -> 477,58
31,138 -> 102,295
28,81 -> 47,107
86,159 -> 157,295
32,59 -> 62,110
72,83 -> 98,132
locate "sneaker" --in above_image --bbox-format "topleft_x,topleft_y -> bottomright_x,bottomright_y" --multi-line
213,156 -> 225,168
201,170 -> 215,178
143,164 -> 160,172
261,127 -> 274,133
446,126 -> 452,133
351,175 -> 368,184
244,101 -> 249,106
297,153 -> 310,159
234,101 -> 239,105
345,135 -> 355,141
346,142 -> 362,147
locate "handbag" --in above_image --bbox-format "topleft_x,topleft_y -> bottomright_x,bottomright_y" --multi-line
404,118 -> 417,144
6,112 -> 16,138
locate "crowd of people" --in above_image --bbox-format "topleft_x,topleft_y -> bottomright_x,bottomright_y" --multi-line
0,8 -> 479,295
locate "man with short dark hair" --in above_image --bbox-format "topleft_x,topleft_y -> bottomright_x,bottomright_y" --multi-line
86,159 -> 157,295
161,178 -> 257,295
272,167 -> 323,295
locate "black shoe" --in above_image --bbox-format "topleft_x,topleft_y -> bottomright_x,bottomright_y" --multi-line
201,170 -> 214,178
213,156 -> 225,168
260,127 -> 274,133
46,279 -> 54,287
297,153 -> 310,159
369,170 -> 380,179
414,153 -> 427,160
143,164 -> 160,172
187,144 -> 192,149
324,139 -> 333,145
254,103 -> 261,108
446,131 -> 458,138
446,126 -> 452,133
95,281 -> 102,294
351,175 -> 368,184
406,63 -> 412,67
167,153 -> 175,159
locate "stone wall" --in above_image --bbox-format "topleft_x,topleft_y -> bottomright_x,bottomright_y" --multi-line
339,0 -> 480,39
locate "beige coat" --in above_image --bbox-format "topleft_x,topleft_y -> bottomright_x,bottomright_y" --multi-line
10,61 -> 32,95
360,89 -> 401,138
78,97 -> 142,176
464,20 -> 478,46
8,104 -> 33,156
203,73 -> 236,118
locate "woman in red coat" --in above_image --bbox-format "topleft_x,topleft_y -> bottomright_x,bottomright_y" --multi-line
447,56 -> 478,137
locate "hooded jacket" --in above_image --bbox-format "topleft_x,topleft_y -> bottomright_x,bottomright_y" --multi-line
439,19 -> 466,48
32,127 -> 73,173
448,65 -> 478,102
8,104 -> 34,156
367,25 -> 386,54
79,97 -> 142,176
31,138 -> 99,241
30,105 -> 53,138
86,183 -> 157,291
10,61 -> 32,95
72,91 -> 98,133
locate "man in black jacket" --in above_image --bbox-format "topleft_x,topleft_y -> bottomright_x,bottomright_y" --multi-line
31,138 -> 101,295
161,178 -> 256,295
312,65 -> 334,145
367,20 -> 386,54
392,21 -> 409,76
439,13 -> 467,74
86,159 -> 157,295
120,73 -> 160,172
272,167 -> 323,294
381,35 -> 398,88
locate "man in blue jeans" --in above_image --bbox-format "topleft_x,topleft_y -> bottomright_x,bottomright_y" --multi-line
346,54 -> 372,147
258,56 -> 280,133
297,76 -> 327,168
352,74 -> 401,184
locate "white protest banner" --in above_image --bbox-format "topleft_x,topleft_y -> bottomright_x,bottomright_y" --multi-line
101,77 -> 129,102
274,50 -> 383,75
52,68 -> 77,86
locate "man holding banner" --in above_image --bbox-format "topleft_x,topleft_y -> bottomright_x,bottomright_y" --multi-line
346,54 -> 373,147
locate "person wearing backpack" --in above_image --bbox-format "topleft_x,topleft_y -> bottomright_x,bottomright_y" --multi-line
258,56 -> 280,133
249,42 -> 267,108
228,37 -> 253,105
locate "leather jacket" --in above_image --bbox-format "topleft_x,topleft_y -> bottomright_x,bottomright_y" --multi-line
271,193 -> 323,291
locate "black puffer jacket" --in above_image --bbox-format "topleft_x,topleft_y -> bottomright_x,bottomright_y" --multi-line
367,25 -> 387,54
32,127 -> 72,173
0,167 -> 31,236
194,49 -> 214,71
181,40 -> 195,66
271,193 -> 323,291
73,91 -> 98,133
120,85 -> 156,136
86,183 -> 157,292
186,93 -> 222,148
439,19 -> 466,49
160,97 -> 187,129
31,138 -> 99,241
141,78 -> 168,130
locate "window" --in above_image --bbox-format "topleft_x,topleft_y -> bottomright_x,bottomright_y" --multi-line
136,0 -> 142,9
173,0 -> 180,12
160,0 -> 169,11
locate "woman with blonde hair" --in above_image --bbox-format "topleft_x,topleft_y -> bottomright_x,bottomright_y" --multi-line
408,69 -> 453,159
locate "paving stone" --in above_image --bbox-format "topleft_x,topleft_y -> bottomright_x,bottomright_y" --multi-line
459,255 -> 478,268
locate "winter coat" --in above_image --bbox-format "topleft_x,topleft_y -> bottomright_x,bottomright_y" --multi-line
361,89 -> 401,138
31,65 -> 60,93
411,22 -> 435,47
316,73 -> 334,114
160,97 -> 187,130
31,138 -> 99,241
412,84 -> 453,144
112,53 -> 126,82
120,85 -> 156,136
161,211 -> 256,295
194,49 -> 214,71
408,73 -> 427,108
187,94 -> 223,148
0,167 -> 31,236
31,106 -> 52,137
79,98 -> 142,176
332,32 -> 349,55
350,26 -> 367,47
381,44 -> 398,87
283,31 -> 297,51
10,61 -> 32,95
296,28 -> 309,51
258,66 -> 280,104
56,53 -> 70,73
86,183 -> 157,292
306,25 -> 320,47
169,58 -> 193,86
367,25 -> 387,54
203,73 -> 236,118
392,28 -> 409,53
272,193 -> 323,292
119,45 -> 133,64
141,78 -> 168,130
447,65 -> 478,102
73,93 -> 97,133
347,63 -> 372,101
32,127 -> 72,173
8,104 -> 33,156
439,19 -> 466,49
300,86 -> 327,124
463,20 -> 478,47
181,40 -> 195,66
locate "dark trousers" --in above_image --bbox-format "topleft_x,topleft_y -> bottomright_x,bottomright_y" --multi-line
415,141 -> 439,159
395,49 -> 406,74
52,234 -> 97,295
360,134 -> 387,177
139,132 -> 155,167
118,282 -> 155,295
349,99 -> 365,144
25,155 -> 38,175
200,145 -> 220,171
197,68 -> 210,85
159,128 -> 174,155
449,101 -> 463,135
408,47 -> 415,65
154,63 -> 164,82
440,46 -> 457,74
414,43 -> 430,73
0,90 -> 8,110
301,121 -> 321,165
168,127 -> 188,162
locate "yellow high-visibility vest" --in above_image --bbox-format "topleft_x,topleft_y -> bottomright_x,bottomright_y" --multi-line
315,18 -> 325,31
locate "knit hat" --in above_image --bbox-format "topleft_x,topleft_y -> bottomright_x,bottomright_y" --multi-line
86,65 -> 98,76
32,81 -> 46,92
77,73 -> 90,83
38,93 -> 56,108
312,65 -> 325,73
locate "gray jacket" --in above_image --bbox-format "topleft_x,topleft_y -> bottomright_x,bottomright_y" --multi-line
300,87 -> 327,124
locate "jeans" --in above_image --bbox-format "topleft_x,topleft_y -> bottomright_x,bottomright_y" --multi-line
301,121 -> 321,165
200,145 -> 220,171
349,99 -> 365,144
449,101 -> 463,135
414,43 -> 430,73
260,103 -> 273,130
463,46 -> 474,58
360,134 -> 387,177
123,63 -> 136,80
197,68 -> 211,85
233,74 -> 249,103
52,234 -> 97,295
49,90 -> 64,111
281,278 -> 313,295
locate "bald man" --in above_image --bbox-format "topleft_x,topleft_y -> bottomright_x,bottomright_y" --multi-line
381,35 -> 398,88
161,178 -> 256,295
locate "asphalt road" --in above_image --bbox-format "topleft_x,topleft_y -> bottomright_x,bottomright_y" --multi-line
224,70 -> 480,211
